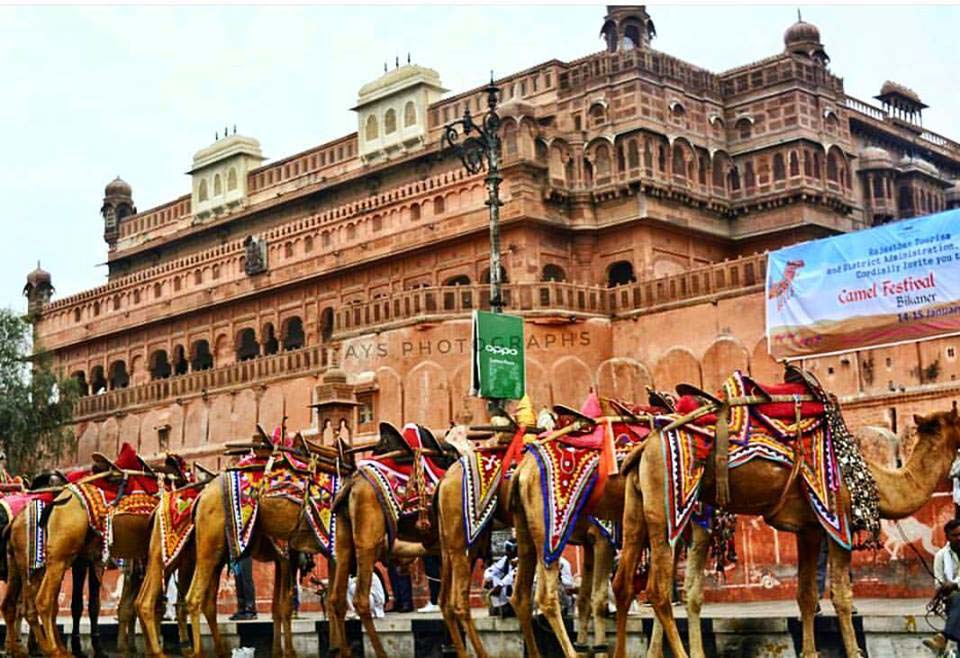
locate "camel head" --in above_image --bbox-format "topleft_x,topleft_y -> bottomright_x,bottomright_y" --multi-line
912,407 -> 960,452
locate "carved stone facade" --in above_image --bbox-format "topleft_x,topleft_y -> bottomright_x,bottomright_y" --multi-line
29,7 -> 960,502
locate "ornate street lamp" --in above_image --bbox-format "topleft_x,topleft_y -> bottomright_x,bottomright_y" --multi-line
441,74 -> 504,314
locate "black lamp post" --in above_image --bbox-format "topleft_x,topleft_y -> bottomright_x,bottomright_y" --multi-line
441,74 -> 504,314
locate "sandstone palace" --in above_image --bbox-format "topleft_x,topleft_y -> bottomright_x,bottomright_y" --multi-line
24,3 -> 960,511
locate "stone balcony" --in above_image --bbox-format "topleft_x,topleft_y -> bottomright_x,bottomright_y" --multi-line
73,253 -> 767,421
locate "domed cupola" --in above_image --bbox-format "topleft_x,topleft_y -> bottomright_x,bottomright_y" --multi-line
858,146 -> 894,171
101,176 -> 136,249
600,5 -> 656,52
783,12 -> 829,64
23,262 -> 54,318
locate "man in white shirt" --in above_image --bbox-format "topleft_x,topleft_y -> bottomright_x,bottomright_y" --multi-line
484,539 -> 517,617
557,556 -> 576,617
925,519 -> 960,653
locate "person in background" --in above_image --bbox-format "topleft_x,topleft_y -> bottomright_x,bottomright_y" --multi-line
347,570 -> 387,619
483,539 -> 518,618
229,555 -> 257,620
557,555 -> 576,617
388,563 -> 413,613
925,519 -> 960,654
418,555 -> 441,613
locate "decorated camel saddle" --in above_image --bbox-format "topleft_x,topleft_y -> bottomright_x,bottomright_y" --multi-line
661,366 -> 879,549
222,426 -> 345,560
356,422 -> 456,547
61,443 -> 191,563
0,470 -> 68,576
524,391 -> 666,564
156,462 -> 217,568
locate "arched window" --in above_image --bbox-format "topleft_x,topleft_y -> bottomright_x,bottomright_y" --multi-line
72,371 -> 89,397
898,187 -> 914,216
133,289 -> 141,304
149,350 -> 171,380
282,317 -> 305,351
643,141 -> 653,171
93,301 -> 100,317
813,152 -> 822,179
90,366 -> 107,394
365,114 -> 379,140
172,344 -> 188,376
404,101 -> 417,127
736,117 -> 752,139
190,340 -> 213,371
595,144 -> 611,177
827,151 -> 839,182
872,174 -> 885,200
346,224 -> 356,240
320,307 -> 335,343
410,203 -> 421,221
227,168 -> 238,191
108,361 -> 129,390
744,162 -> 756,188
444,275 -> 471,286
583,158 -> 594,187
480,265 -> 509,284
433,196 -> 445,215
304,236 -> 314,252
194,270 -> 202,286
384,108 -> 397,134
712,154 -> 727,189
607,261 -> 636,287
198,179 -> 208,202
284,242 -> 294,259
773,153 -> 786,181
589,103 -> 606,127
535,139 -> 548,164
657,145 -> 666,173
623,23 -> 641,49
236,328 -> 259,362
698,154 -> 708,185
541,264 -> 566,282
173,277 -> 181,293
212,264 -> 219,280
113,294 -> 121,311
627,140 -> 640,169
154,282 -> 162,299
728,166 -> 741,191
213,174 -> 222,196
262,323 -> 279,356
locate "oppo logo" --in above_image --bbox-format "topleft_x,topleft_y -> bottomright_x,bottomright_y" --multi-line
485,345 -> 519,356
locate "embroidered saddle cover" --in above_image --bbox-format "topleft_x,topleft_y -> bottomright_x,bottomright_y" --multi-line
663,370 -> 850,548
527,410 -> 650,565
158,485 -> 203,568
223,455 -> 340,560
357,423 -> 447,546
460,428 -> 529,547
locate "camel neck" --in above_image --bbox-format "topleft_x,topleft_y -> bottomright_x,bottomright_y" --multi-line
870,429 -> 956,519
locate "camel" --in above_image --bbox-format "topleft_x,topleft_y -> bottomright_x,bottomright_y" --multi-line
436,452 -> 617,658
510,448 -> 626,658
3,508 -> 45,658
327,423 -> 458,658
180,472 -> 302,658
135,483 -> 217,658
613,407 -> 960,658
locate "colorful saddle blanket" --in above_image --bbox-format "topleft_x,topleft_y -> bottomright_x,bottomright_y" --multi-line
460,429 -> 529,547
223,463 -> 340,560
527,420 -> 649,564
158,485 -> 203,568
663,370 -> 850,548
357,424 -> 447,546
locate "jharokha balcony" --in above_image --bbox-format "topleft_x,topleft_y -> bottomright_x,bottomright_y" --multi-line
73,252 -> 766,420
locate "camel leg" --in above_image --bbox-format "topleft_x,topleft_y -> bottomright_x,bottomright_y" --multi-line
24,568 -> 44,658
135,529 -> 168,658
684,524 -> 710,658
87,563 -> 106,658
117,563 -> 142,656
35,555 -> 72,657
353,541 -> 387,658
646,529 -> 688,658
591,535 -> 614,654
177,558 -> 195,650
328,510 -> 353,658
510,502 -> 542,658
70,561 -> 87,658
827,539 -> 861,658
201,561 -> 227,658
795,528 -> 821,658
437,517 -> 472,658
3,551 -> 25,658
184,502 -> 225,658
612,472 -> 649,658
575,542 -> 595,650
533,557 -> 578,658
36,498 -> 88,658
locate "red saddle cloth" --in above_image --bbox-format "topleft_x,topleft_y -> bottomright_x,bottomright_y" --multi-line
674,381 -> 824,427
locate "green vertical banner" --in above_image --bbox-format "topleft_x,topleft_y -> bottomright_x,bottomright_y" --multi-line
471,310 -> 525,400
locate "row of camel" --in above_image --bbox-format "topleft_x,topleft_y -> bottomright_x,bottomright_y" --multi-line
4,390 -> 958,658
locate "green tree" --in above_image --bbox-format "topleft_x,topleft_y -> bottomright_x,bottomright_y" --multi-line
0,308 -> 79,474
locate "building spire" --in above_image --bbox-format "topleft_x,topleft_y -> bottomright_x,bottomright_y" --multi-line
797,8 -> 802,21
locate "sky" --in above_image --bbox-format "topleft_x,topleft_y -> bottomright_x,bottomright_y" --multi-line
1,3 -> 958,313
